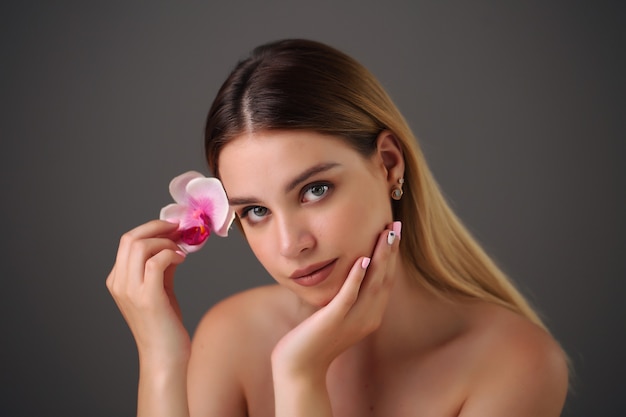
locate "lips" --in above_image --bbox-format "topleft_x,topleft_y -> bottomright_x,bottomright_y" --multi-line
289,259 -> 337,287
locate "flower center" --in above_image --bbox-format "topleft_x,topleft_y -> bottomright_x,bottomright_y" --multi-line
180,212 -> 211,245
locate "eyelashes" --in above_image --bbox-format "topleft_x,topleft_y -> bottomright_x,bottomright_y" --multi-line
301,182 -> 331,203
238,181 -> 333,224
240,206 -> 268,219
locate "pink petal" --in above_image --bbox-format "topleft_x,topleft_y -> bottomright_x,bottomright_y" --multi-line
185,177 -> 234,235
159,203 -> 188,223
179,223 -> 210,245
169,171 -> 205,204
214,209 -> 235,237
160,171 -> 234,254
160,203 -> 210,252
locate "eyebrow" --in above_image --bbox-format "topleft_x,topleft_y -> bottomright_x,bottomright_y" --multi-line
228,162 -> 340,206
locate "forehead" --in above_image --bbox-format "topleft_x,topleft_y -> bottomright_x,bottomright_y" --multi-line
218,130 -> 367,193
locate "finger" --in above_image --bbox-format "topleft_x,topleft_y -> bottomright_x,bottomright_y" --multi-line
120,237 -> 183,293
126,219 -> 181,241
116,220 -> 181,265
163,263 -> 185,320
112,220 -> 178,281
350,222 -> 401,316
326,256 -> 371,316
106,265 -> 116,292
143,248 -> 186,299
361,224 -> 396,292
382,220 -> 402,283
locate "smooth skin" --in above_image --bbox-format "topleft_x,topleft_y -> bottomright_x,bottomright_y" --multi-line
107,130 -> 568,417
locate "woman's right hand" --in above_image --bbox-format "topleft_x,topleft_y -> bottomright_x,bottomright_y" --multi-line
106,219 -> 190,365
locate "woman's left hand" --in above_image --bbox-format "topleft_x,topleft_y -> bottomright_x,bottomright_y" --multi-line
270,222 -> 401,415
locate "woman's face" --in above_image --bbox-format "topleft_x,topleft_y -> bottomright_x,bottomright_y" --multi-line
218,130 -> 396,307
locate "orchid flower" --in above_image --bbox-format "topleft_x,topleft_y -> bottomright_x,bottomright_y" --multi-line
160,171 -> 235,254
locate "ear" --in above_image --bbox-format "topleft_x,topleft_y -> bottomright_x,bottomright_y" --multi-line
375,130 -> 405,186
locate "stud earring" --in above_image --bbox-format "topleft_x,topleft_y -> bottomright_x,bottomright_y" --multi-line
391,178 -> 404,200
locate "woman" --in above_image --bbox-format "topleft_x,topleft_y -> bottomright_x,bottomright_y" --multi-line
107,39 -> 568,416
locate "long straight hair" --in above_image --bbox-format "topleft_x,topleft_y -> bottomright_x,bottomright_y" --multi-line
204,39 -> 546,330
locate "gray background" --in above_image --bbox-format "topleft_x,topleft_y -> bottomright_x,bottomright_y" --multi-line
1,1 -> 623,416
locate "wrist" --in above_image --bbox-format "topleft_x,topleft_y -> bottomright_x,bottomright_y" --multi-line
270,339 -> 333,380
271,352 -> 328,388
137,360 -> 190,417
138,337 -> 191,367
138,348 -> 190,384
271,363 -> 333,417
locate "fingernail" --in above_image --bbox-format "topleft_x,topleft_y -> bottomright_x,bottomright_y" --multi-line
392,221 -> 402,240
361,257 -> 371,269
387,231 -> 396,245
176,250 -> 187,258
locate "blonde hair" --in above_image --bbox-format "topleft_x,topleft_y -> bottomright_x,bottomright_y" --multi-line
204,39 -> 546,329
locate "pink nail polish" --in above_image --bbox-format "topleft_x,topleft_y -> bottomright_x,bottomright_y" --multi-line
392,221 -> 402,240
361,257 -> 371,269
176,250 -> 187,258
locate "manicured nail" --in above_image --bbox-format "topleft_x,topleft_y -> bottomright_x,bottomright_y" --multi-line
361,257 -> 371,269
392,221 -> 402,240
387,231 -> 396,245
176,250 -> 187,258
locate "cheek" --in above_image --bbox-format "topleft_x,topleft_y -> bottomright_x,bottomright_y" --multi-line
316,192 -> 391,254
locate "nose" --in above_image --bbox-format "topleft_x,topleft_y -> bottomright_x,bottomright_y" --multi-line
276,212 -> 315,258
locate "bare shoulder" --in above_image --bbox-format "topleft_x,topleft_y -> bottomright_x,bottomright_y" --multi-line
460,302 -> 569,416
192,284 -> 296,350
187,284 -> 295,416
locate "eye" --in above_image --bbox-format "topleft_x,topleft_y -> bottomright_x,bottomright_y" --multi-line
240,206 -> 270,224
302,183 -> 331,203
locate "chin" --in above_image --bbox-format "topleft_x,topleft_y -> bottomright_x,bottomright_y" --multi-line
297,282 -> 343,309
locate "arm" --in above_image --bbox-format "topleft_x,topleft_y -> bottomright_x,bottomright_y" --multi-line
137,355 -> 190,417
270,222 -> 401,417
106,220 -> 191,417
